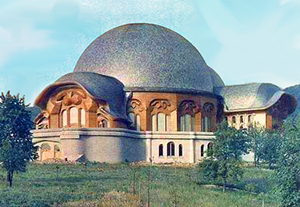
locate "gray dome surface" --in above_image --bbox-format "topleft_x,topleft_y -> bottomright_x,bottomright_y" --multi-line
74,23 -> 224,94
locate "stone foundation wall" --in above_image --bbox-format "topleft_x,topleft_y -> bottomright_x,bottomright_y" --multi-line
32,128 -> 214,163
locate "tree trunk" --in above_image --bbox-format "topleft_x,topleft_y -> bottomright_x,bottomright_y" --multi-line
222,177 -> 226,193
7,170 -> 14,187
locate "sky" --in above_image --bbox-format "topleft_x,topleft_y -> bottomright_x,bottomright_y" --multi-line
1,0 -> 300,105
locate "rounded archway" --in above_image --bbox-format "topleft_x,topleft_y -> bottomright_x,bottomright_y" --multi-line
40,143 -> 51,161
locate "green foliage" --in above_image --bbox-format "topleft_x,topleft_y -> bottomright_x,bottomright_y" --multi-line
246,123 -> 265,166
0,91 -> 37,187
214,121 -> 250,161
259,130 -> 281,169
275,118 -> 300,207
247,124 -> 281,169
199,157 -> 219,182
199,121 -> 247,192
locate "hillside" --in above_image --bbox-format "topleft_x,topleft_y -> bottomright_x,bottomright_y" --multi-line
284,84 -> 300,119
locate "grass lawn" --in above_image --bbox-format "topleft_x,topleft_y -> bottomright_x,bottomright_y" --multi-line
0,162 -> 278,207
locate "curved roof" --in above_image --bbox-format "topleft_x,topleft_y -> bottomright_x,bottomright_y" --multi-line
215,83 -> 297,113
74,23 -> 224,94
35,72 -> 128,120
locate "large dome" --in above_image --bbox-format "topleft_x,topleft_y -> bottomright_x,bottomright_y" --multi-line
74,23 -> 224,94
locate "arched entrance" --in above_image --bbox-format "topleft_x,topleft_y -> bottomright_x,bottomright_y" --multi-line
40,143 -> 51,161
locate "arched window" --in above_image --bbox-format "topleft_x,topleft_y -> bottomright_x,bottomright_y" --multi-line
180,114 -> 194,131
152,113 -> 170,132
128,112 -> 141,131
157,113 -> 166,131
202,102 -> 214,132
240,116 -> 244,123
80,109 -> 86,127
167,142 -> 175,156
151,114 -> 157,131
62,110 -> 67,127
232,116 -> 236,125
248,115 -> 253,128
202,116 -> 211,132
166,115 -> 171,131
70,107 -> 78,124
200,144 -> 204,157
159,144 -> 163,157
179,144 -> 183,157
248,115 -> 252,122
180,116 -> 184,131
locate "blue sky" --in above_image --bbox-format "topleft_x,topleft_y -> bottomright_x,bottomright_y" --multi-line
1,0 -> 300,105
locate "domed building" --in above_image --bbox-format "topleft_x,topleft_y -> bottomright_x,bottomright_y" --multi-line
32,23 -> 297,163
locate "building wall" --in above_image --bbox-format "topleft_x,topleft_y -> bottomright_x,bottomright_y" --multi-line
32,128 -> 214,163
35,86 -> 127,130
129,91 -> 219,132
226,110 -> 268,129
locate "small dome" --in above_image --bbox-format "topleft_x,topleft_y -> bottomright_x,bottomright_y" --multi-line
74,23 -> 224,94
35,72 -> 128,120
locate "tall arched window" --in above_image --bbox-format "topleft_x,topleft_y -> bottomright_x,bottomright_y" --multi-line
240,116 -> 244,123
157,113 -> 166,131
202,102 -> 214,132
248,115 -> 252,122
202,116 -> 211,132
232,116 -> 236,124
167,142 -> 175,156
70,107 -> 78,124
159,144 -> 163,157
128,112 -> 141,131
247,115 -> 253,128
62,110 -> 67,127
200,144 -> 204,157
179,144 -> 183,157
80,109 -> 86,127
152,113 -> 170,132
239,115 -> 245,129
151,114 -> 157,131
180,114 -> 194,131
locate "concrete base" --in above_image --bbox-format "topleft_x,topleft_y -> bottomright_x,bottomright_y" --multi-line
32,128 -> 214,163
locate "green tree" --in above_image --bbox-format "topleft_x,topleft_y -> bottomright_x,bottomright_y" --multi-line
0,91 -> 37,187
275,118 -> 300,207
259,130 -> 281,169
246,123 -> 265,167
200,121 -> 245,192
